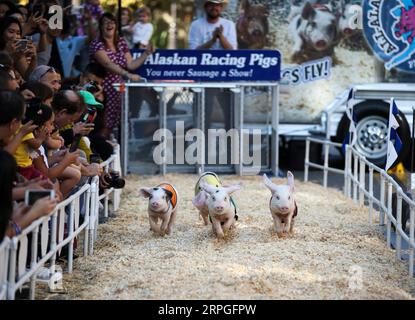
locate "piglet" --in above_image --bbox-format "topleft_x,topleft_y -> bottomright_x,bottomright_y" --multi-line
197,181 -> 242,239
288,1 -> 339,63
263,172 -> 298,238
139,183 -> 178,236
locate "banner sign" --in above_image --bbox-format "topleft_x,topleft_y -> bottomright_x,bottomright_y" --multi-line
363,0 -> 415,73
132,49 -> 281,82
281,57 -> 332,86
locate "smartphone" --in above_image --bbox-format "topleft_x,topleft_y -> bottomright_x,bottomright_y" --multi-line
84,81 -> 99,94
25,189 -> 55,206
81,106 -> 97,124
16,39 -> 29,51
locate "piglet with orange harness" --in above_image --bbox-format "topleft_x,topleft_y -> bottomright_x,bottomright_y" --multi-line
139,183 -> 178,236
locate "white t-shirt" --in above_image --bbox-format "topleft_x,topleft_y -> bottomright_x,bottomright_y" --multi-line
38,146 -> 49,168
188,17 -> 237,50
132,22 -> 154,46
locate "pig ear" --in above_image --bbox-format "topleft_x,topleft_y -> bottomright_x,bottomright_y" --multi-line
287,171 -> 295,193
263,174 -> 279,194
301,1 -> 316,20
192,191 -> 206,209
200,181 -> 218,195
138,187 -> 153,198
224,182 -> 242,195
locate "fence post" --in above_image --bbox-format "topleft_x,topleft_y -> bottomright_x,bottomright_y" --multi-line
7,238 -> 18,300
396,192 -> 403,261
323,142 -> 329,188
49,209 -> 58,289
380,175 -> 385,226
410,206 -> 414,277
84,186 -> 91,257
304,138 -> 310,182
67,201 -> 75,273
89,179 -> 97,256
29,226 -> 40,300
359,157 -> 366,207
353,153 -> 358,203
344,145 -> 349,197
387,182 -> 393,248
369,165 -> 374,225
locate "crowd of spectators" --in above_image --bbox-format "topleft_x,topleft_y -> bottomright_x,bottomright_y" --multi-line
0,0 -> 156,245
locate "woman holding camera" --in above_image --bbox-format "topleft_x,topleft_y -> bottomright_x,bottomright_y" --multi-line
0,16 -> 37,80
90,12 -> 154,138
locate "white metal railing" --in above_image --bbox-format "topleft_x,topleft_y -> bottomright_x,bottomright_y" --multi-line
0,237 -> 10,300
304,137 -> 345,188
7,183 -> 91,300
345,146 -> 415,277
305,137 -> 415,278
3,145 -> 122,299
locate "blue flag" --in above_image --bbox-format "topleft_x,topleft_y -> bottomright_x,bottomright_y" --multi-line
385,98 -> 403,171
342,88 -> 358,154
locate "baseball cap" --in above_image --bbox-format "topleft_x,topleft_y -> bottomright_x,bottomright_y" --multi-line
79,90 -> 103,109
29,65 -> 56,81
204,0 -> 227,4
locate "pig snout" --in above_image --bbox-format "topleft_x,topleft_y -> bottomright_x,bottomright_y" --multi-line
279,206 -> 290,213
343,28 -> 353,36
316,39 -> 327,49
150,201 -> 161,209
214,205 -> 225,212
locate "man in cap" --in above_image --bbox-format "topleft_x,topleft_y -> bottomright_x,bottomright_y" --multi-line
189,0 -> 237,50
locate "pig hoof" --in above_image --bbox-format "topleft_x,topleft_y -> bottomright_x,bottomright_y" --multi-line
217,232 -> 225,239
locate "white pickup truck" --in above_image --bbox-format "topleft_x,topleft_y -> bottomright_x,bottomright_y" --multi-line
319,83 -> 415,166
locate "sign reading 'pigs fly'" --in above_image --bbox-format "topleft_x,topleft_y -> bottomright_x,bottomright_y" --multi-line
132,49 -> 281,82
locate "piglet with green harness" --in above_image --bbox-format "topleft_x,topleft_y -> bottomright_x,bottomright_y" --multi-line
193,173 -> 242,239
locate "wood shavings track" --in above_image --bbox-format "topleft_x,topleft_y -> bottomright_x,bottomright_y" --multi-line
64,174 -> 415,299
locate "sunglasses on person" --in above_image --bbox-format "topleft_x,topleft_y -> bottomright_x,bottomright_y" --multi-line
39,67 -> 56,80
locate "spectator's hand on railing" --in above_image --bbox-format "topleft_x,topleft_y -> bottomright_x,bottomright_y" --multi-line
126,73 -> 141,82
73,122 -> 95,136
84,163 -> 102,177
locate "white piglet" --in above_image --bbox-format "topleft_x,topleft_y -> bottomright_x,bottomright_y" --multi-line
198,181 -> 242,239
263,172 -> 298,238
139,183 -> 178,236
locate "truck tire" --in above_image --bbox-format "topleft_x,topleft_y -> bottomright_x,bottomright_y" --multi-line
335,100 -> 411,168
